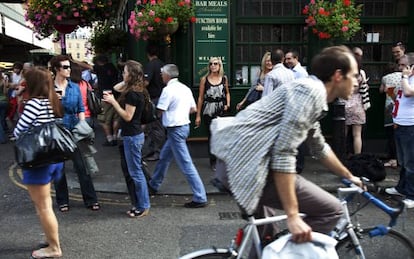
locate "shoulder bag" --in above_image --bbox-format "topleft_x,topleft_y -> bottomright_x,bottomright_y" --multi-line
86,82 -> 102,116
14,121 -> 78,169
141,93 -> 158,124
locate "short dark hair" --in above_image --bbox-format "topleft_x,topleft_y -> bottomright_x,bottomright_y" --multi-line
94,54 -> 108,64
310,45 -> 353,83
13,62 -> 23,70
146,44 -> 159,56
49,55 -> 70,74
271,49 -> 284,64
393,41 -> 405,50
70,63 -> 82,83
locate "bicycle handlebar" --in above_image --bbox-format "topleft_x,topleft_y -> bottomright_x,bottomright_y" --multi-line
341,178 -> 403,227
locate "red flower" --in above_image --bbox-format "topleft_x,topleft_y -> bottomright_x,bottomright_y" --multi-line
190,16 -> 196,23
165,16 -> 174,23
343,0 -> 351,7
178,1 -> 185,7
342,19 -> 349,25
154,17 -> 161,23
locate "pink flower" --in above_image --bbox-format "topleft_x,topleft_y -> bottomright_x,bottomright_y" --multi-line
149,10 -> 155,16
56,15 -> 62,21
136,0 -> 141,4
147,26 -> 154,32
341,26 -> 349,32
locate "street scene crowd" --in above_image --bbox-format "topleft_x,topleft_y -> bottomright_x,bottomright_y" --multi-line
1,42 -> 414,258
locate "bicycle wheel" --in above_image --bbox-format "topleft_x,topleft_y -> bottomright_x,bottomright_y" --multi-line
179,248 -> 232,259
336,228 -> 414,259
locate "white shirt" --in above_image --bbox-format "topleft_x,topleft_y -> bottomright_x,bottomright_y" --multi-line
157,78 -> 196,127
262,63 -> 295,97
292,62 -> 309,79
393,76 -> 414,125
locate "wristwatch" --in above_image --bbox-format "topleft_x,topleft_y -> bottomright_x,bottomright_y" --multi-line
402,75 -> 409,79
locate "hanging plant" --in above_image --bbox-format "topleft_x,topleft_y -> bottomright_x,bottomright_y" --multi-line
90,22 -> 128,54
303,0 -> 363,40
24,0 -> 119,39
128,0 -> 197,41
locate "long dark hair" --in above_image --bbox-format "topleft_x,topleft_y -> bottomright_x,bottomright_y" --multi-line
118,60 -> 147,106
25,67 -> 63,117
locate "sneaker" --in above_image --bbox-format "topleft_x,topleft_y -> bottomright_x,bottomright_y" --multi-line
385,187 -> 403,196
403,199 -> 414,209
184,201 -> 208,208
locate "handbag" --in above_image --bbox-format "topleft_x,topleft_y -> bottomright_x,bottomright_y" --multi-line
86,83 -> 102,116
246,89 -> 262,105
141,93 -> 158,124
14,122 -> 78,169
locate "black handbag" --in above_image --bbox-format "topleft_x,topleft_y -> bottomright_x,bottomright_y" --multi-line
246,89 -> 262,105
141,94 -> 158,124
14,122 -> 78,169
87,87 -> 102,116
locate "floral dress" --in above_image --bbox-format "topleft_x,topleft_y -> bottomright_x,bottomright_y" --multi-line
202,77 -> 227,117
345,74 -> 366,125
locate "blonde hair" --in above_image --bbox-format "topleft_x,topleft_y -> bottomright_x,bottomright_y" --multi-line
205,57 -> 224,77
259,51 -> 272,81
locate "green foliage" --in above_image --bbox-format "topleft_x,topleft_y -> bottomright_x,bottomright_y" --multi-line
303,0 -> 363,40
90,22 -> 128,54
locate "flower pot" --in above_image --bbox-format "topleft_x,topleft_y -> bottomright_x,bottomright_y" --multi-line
53,19 -> 79,34
150,22 -> 179,40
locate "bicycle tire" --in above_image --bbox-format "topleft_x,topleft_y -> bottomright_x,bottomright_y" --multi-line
336,228 -> 414,259
179,248 -> 233,259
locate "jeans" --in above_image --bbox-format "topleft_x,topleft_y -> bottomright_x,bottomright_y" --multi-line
123,133 -> 150,210
394,125 -> 414,199
0,101 -> 8,143
149,124 -> 207,203
54,148 -> 98,207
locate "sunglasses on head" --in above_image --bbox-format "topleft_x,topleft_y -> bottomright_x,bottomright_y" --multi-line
60,65 -> 71,70
209,62 -> 219,66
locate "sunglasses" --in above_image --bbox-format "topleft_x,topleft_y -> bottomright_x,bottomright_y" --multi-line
60,65 -> 71,70
209,62 -> 219,66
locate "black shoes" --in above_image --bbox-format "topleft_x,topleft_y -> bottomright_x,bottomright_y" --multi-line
102,140 -> 117,147
184,201 -> 208,208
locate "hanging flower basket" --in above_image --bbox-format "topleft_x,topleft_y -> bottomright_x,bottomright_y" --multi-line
24,0 -> 119,39
303,0 -> 363,40
128,0 -> 196,41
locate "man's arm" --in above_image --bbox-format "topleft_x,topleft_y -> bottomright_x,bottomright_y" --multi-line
273,172 -> 312,243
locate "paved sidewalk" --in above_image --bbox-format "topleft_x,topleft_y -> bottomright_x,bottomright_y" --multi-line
66,135 -> 401,195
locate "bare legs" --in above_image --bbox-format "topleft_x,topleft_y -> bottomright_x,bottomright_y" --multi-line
345,124 -> 363,154
27,183 -> 62,257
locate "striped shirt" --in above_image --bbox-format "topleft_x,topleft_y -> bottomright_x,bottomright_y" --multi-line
262,63 -> 295,97
211,76 -> 331,214
14,98 -> 55,138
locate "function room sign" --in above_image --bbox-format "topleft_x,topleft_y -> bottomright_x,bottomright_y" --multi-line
193,0 -> 230,86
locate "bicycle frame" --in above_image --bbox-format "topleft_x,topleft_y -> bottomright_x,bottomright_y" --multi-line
333,178 -> 406,258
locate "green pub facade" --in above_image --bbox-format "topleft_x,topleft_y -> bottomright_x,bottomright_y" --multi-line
121,0 -> 414,144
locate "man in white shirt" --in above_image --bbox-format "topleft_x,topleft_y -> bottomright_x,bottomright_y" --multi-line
285,50 -> 309,79
385,52 -> 414,208
148,64 -> 208,208
262,49 -> 295,97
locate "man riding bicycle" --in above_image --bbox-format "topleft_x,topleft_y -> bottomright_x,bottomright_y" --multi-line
211,46 -> 363,243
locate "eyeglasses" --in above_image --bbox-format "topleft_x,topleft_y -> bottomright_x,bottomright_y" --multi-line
60,65 -> 71,70
209,62 -> 219,66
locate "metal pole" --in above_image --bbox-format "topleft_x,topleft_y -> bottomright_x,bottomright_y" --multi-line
332,98 -> 346,161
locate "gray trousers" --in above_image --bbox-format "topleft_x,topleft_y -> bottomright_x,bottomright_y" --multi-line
255,174 -> 342,235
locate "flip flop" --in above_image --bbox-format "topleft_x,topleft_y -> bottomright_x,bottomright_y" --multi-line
58,204 -> 69,212
88,202 -> 100,211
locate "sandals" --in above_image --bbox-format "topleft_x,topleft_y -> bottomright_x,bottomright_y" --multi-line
87,202 -> 101,211
127,208 -> 149,218
58,204 -> 69,213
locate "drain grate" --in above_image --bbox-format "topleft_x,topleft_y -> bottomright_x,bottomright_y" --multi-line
219,211 -> 242,220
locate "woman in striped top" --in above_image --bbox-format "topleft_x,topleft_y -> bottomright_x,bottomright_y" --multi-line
14,67 -> 64,258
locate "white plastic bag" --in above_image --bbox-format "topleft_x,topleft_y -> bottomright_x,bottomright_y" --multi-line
262,232 -> 338,259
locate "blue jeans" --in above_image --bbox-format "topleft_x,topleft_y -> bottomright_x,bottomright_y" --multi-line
394,125 -> 414,200
123,133 -> 150,210
149,124 -> 207,203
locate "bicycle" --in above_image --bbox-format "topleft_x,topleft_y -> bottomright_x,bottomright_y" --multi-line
179,178 -> 414,259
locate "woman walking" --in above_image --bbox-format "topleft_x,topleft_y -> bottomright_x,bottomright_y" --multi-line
103,60 -> 150,218
14,67 -> 63,258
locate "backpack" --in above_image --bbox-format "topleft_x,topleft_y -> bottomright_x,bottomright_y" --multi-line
141,92 -> 157,124
86,82 -> 102,117
343,154 -> 386,182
